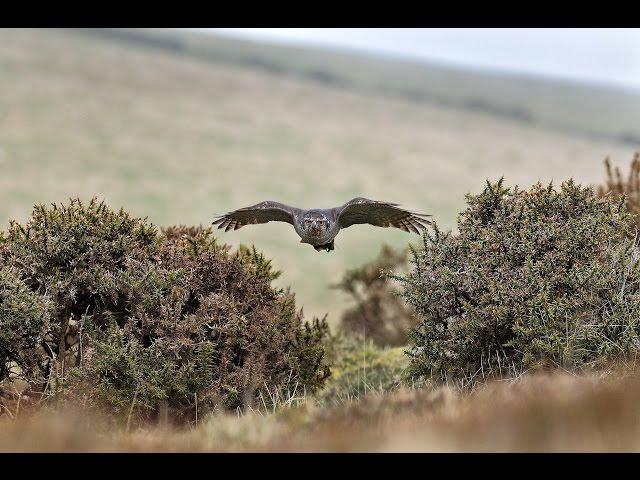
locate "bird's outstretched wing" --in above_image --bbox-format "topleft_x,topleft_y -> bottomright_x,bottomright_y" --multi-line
213,201 -> 301,232
335,197 -> 431,234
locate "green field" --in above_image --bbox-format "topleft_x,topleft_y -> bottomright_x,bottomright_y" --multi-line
0,28 -> 637,321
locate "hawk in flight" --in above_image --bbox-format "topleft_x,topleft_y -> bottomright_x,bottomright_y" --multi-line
212,198 -> 431,252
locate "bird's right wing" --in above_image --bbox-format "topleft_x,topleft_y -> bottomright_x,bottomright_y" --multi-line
212,201 -> 301,232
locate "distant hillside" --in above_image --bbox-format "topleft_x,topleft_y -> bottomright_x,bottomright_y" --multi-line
0,28 -> 636,321
74,28 -> 640,147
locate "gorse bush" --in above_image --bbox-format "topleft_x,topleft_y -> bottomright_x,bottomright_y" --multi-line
1,200 -> 158,387
0,198 -> 330,422
333,245 -> 418,347
0,267 -> 52,394
395,179 -> 640,383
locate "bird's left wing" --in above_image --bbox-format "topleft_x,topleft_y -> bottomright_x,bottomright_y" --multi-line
335,197 -> 431,234
213,201 -> 301,232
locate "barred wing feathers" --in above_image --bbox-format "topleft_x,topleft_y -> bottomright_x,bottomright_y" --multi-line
336,198 -> 430,234
213,201 -> 300,232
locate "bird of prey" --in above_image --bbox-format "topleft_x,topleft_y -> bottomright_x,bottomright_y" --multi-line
212,198 -> 431,252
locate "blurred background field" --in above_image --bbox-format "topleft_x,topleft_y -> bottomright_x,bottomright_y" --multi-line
0,28 -> 638,322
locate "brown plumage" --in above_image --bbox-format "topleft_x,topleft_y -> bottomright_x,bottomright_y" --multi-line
335,198 -> 430,233
213,197 -> 430,252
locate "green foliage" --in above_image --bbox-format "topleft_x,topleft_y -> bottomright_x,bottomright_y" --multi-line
396,179 -> 640,383
333,245 -> 418,347
0,199 -> 330,422
316,334 -> 410,406
0,267 -> 52,391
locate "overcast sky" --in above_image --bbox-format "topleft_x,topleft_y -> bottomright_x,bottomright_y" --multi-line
199,29 -> 640,92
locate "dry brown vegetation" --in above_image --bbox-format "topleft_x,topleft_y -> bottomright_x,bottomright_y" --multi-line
3,369 -> 640,452
598,152 -> 640,229
333,245 -> 418,347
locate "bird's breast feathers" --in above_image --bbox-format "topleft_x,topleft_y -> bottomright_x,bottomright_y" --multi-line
296,221 -> 340,246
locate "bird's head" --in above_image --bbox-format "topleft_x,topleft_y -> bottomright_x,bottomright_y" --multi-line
303,212 -> 329,237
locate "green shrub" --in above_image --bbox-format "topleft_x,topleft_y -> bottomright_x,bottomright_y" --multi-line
395,179 -> 640,383
333,245 -> 418,347
0,267 -> 52,394
0,199 -> 330,422
316,333 -> 410,406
